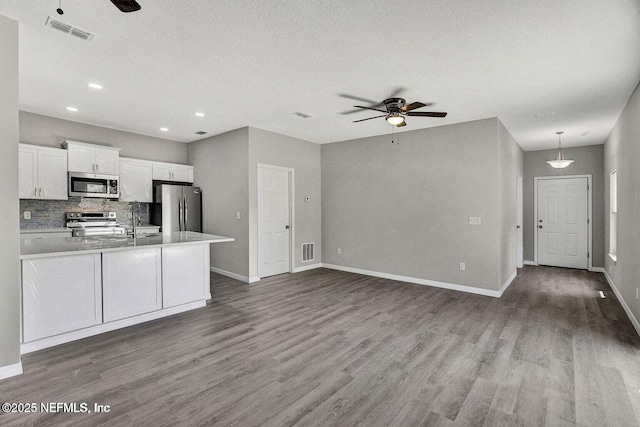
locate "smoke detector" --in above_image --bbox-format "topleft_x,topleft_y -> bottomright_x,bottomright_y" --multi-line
45,16 -> 95,41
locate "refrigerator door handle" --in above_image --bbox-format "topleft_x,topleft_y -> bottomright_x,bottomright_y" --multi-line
184,194 -> 188,231
178,197 -> 184,231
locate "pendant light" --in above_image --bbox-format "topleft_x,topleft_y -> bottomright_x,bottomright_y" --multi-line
546,131 -> 574,168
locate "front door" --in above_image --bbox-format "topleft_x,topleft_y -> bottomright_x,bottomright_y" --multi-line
537,177 -> 588,269
258,166 -> 291,278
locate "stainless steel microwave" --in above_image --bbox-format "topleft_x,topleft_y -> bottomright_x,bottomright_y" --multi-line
68,172 -> 119,198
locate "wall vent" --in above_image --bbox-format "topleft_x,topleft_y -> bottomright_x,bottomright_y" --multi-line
302,243 -> 315,262
45,16 -> 95,41
293,111 -> 313,119
195,131 -> 208,135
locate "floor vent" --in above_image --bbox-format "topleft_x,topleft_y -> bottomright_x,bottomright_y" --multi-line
45,16 -> 95,41
302,243 -> 315,262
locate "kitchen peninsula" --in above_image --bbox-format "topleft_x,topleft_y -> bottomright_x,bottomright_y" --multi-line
20,231 -> 233,353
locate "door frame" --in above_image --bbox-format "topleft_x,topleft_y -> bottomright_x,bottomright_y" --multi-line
516,176 -> 523,268
533,174 -> 592,271
257,163 -> 295,278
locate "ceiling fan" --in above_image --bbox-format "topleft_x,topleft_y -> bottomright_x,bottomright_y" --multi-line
352,98 -> 447,127
110,0 -> 141,12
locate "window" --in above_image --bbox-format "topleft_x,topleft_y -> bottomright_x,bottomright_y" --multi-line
609,170 -> 617,262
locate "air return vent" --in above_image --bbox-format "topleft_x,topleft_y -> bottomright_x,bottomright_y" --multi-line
195,131 -> 208,135
302,243 -> 315,262
293,111 -> 312,119
45,16 -> 95,41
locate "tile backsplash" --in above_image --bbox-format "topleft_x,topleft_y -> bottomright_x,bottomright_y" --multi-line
20,198 -> 150,230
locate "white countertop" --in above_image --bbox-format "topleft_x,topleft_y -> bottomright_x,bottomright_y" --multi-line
20,231 -> 234,259
20,228 -> 71,234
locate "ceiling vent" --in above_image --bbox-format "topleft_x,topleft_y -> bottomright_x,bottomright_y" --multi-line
293,111 -> 313,119
194,131 -> 208,135
45,16 -> 95,41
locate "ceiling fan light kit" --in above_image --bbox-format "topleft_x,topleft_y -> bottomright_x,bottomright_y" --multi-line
546,131 -> 574,168
386,113 -> 405,126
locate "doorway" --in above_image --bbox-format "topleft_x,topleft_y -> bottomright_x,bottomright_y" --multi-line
534,175 -> 591,270
517,176 -> 523,268
257,164 -> 293,278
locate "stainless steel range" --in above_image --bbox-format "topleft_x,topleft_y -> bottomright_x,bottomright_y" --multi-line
66,212 -> 127,237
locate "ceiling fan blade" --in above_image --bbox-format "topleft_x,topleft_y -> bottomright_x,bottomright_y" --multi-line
387,87 -> 406,98
406,111 -> 448,118
110,0 -> 141,12
396,121 -> 407,127
401,102 -> 427,112
353,115 -> 386,123
339,93 -> 381,106
354,105 -> 387,113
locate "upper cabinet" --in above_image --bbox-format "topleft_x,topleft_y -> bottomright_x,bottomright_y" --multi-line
62,140 -> 121,175
19,144 -> 68,200
152,162 -> 193,183
120,158 -> 153,202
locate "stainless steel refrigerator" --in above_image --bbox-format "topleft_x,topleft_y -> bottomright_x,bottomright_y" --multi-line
151,184 -> 202,233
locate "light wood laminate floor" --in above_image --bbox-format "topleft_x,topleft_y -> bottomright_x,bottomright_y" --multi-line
1,266 -> 639,426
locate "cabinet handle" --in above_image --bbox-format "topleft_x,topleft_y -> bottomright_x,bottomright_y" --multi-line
95,164 -> 99,172
34,187 -> 37,197
39,187 -> 42,197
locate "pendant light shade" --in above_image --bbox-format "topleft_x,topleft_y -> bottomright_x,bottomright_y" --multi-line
546,131 -> 574,169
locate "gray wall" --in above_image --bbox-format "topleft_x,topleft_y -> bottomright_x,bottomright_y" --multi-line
322,118 -> 504,291
248,127 -> 322,278
604,80 -> 640,326
0,15 -> 20,371
498,121 -> 524,286
523,145 -> 604,267
188,128 -> 250,277
19,111 -> 188,164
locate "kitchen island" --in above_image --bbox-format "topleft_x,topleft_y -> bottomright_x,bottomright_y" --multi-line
20,232 -> 234,353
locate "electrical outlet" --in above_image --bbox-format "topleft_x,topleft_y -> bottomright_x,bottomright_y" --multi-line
23,211 -> 31,220
636,288 -> 639,300
468,217 -> 481,225
459,262 -> 466,271
236,211 -> 241,220
337,248 -> 342,255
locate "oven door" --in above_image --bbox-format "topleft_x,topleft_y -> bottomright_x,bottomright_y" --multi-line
68,173 -> 118,198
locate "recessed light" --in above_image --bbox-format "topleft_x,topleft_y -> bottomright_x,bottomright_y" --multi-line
88,83 -> 103,90
160,127 -> 169,132
195,112 -> 205,117
66,107 -> 78,112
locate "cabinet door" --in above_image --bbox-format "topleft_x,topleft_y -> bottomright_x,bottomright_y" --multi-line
162,245 -> 208,308
103,248 -> 162,322
171,165 -> 191,183
66,144 -> 94,173
22,254 -> 102,342
120,159 -> 153,202
94,148 -> 119,175
19,145 -> 38,199
152,163 -> 171,181
37,149 -> 68,200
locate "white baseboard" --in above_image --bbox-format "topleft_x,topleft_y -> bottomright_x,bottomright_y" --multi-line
248,276 -> 260,283
21,301 -> 206,354
322,263 -> 503,298
600,269 -> 640,337
499,270 -> 517,296
293,263 -> 323,273
210,267 -> 251,283
591,267 -> 606,273
524,260 -> 538,266
0,361 -> 23,381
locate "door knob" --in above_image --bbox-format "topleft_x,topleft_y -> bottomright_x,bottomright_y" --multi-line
285,225 -> 290,229
538,225 -> 543,228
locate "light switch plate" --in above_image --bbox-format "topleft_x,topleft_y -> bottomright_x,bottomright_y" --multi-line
459,262 -> 466,271
469,217 -> 481,225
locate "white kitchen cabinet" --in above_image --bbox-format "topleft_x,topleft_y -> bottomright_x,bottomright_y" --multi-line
22,254 -> 102,342
63,140 -> 121,175
119,158 -> 153,202
162,244 -> 209,308
19,144 -> 68,200
152,162 -> 194,183
102,248 -> 162,322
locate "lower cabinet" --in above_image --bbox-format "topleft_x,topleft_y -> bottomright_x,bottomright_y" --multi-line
22,254 -> 102,342
102,248 -> 162,322
162,245 -> 209,308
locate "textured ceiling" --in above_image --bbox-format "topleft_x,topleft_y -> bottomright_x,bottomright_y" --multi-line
1,0 -> 639,150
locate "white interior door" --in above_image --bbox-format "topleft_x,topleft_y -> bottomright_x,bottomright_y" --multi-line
516,176 -> 523,268
258,166 -> 291,278
537,177 -> 588,269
